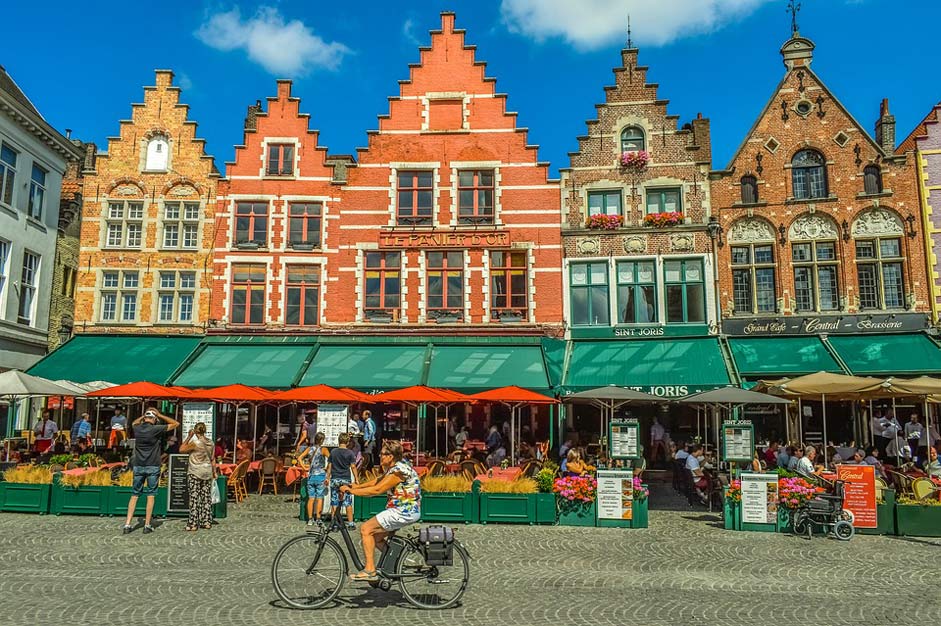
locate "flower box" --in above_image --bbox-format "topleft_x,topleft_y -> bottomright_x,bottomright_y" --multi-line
495,314 -> 523,323
585,213 -> 623,230
620,150 -> 649,170
421,491 -> 478,524
534,492 -> 556,525
643,211 -> 684,228
857,488 -> 895,536
106,486 -> 169,518
895,502 -> 941,537
51,480 -> 109,516
557,500 -> 596,527
352,494 -> 388,522
0,482 -> 51,514
631,495 -> 649,529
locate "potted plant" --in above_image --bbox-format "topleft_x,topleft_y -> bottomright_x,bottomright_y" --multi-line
723,479 -> 742,531
0,466 -> 54,514
895,494 -> 941,537
631,477 -> 650,529
776,476 -> 817,533
52,468 -> 112,515
620,150 -> 649,170
478,478 -> 539,524
585,213 -> 624,230
643,211 -> 684,228
554,474 -> 597,527
419,476 -> 477,524
430,310 -> 462,324
534,462 -> 559,525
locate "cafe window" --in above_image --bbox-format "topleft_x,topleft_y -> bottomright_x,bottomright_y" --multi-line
490,250 -> 528,319
664,259 -> 705,323
616,261 -> 656,324
791,149 -> 828,200
588,190 -> 622,217
364,251 -> 401,320
731,244 -> 776,314
570,262 -> 609,326
99,270 -> 138,323
620,126 -> 646,152
457,170 -> 494,224
266,143 -> 294,176
230,263 -> 266,325
426,251 -> 464,317
645,187 -> 682,214
856,237 -> 904,310
397,170 -> 433,225
234,201 -> 268,247
288,202 -> 322,248
792,241 -> 839,312
285,265 -> 320,326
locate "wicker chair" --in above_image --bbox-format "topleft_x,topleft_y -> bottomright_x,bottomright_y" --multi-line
426,459 -> 446,477
911,477 -> 941,503
227,460 -> 251,503
257,457 -> 279,495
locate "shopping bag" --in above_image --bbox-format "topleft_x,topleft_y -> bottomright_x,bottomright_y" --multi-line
211,480 -> 221,505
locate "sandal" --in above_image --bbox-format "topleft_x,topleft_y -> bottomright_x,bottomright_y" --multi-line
201,524 -> 212,530
184,526 -> 197,532
349,570 -> 378,582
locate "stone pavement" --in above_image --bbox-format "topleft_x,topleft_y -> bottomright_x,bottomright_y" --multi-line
0,495 -> 938,626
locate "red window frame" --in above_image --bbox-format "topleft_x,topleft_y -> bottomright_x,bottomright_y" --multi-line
490,250 -> 528,318
267,144 -> 294,176
288,202 -> 322,248
397,170 -> 433,224
230,263 -> 266,326
234,201 -> 268,246
457,170 -> 494,224
284,265 -> 320,327
426,251 -> 464,315
364,252 -> 401,319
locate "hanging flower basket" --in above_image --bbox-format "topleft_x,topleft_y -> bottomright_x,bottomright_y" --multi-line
620,150 -> 649,170
585,213 -> 623,230
643,211 -> 684,228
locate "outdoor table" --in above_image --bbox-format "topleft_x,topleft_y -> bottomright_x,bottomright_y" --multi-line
284,466 -> 305,486
415,466 -> 429,478
474,467 -> 522,483
217,463 -> 238,476
463,440 -> 487,452
446,463 -> 461,474
61,462 -> 126,477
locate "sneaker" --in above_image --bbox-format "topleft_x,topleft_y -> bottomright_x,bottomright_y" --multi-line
143,525 -> 154,534
345,521 -> 356,530
306,519 -> 316,526
122,525 -> 132,535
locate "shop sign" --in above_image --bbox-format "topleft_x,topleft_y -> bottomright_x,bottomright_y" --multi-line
836,464 -> 877,529
317,404 -> 349,447
379,230 -> 510,249
570,324 -> 711,340
181,402 -> 215,441
609,419 -> 639,460
722,420 -> 754,462
741,472 -> 779,524
596,469 -> 633,521
168,454 -> 190,514
723,313 -> 929,336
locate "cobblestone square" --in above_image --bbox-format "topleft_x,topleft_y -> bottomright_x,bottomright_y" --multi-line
0,495 -> 938,626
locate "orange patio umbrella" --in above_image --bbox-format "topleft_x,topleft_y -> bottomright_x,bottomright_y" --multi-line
86,381 -> 192,399
189,384 -> 273,402
371,386 -> 474,458
270,384 -> 362,403
469,386 -> 558,464
339,388 -> 373,403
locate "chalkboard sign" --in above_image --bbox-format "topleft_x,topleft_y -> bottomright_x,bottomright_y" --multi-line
168,454 -> 190,515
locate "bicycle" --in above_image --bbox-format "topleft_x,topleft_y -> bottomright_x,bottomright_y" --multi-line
271,514 -> 470,610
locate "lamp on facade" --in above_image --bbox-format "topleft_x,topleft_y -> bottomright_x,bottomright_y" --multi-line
706,216 -> 723,246
906,214 -> 917,238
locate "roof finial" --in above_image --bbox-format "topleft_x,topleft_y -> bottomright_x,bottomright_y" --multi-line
626,14 -> 633,48
787,0 -> 801,36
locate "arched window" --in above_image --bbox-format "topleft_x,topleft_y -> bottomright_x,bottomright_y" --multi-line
620,126 -> 645,152
144,136 -> 169,171
740,175 -> 758,204
863,165 -> 883,195
791,149 -> 827,200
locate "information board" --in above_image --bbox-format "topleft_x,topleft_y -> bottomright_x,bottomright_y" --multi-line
167,454 -> 190,515
181,402 -> 215,440
317,404 -> 349,447
740,472 -> 779,524
837,464 -> 877,529
596,469 -> 634,521
722,420 -> 754,462
609,420 -> 640,460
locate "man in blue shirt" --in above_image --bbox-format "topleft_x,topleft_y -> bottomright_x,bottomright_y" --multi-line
70,413 -> 91,446
362,410 -> 377,464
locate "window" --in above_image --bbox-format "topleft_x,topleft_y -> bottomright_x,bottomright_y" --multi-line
664,259 -> 705,323
144,136 -> 169,171
791,150 -> 828,200
616,261 -> 656,323
490,251 -> 528,318
288,203 -> 322,248
364,252 -> 401,319
234,201 -> 268,246
426,251 -> 464,316
230,264 -> 266,325
285,265 -> 320,326
99,270 -> 139,323
266,144 -> 294,176
740,175 -> 758,205
646,187 -> 682,214
0,143 -> 16,206
620,126 -> 646,152
863,165 -> 883,195
105,201 -> 144,248
588,190 -> 622,216
0,239 -> 8,301
856,238 -> 904,309
570,262 -> 609,326
731,244 -> 776,314
17,252 -> 39,325
157,271 -> 197,323
61,266 -> 76,299
792,241 -> 839,312
397,171 -> 433,225
457,170 -> 494,224
28,164 -> 46,219
162,202 -> 200,249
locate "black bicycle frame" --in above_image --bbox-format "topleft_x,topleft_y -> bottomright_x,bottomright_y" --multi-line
316,516 -> 424,582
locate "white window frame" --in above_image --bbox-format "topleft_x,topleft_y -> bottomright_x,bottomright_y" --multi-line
18,251 -> 40,325
155,270 -> 198,324
99,270 -> 140,323
28,163 -> 47,220
161,201 -> 201,250
0,238 -> 9,311
104,200 -> 145,249
0,142 -> 18,208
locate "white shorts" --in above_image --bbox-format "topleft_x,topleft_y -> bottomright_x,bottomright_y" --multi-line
375,507 -> 420,531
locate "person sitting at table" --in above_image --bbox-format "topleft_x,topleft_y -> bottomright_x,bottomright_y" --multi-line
235,440 -> 252,464
486,425 -> 502,455
787,446 -> 803,471
674,442 -> 690,463
214,438 -> 227,460
886,432 -> 912,463
795,446 -> 817,474
862,446 -> 885,478
751,448 -> 763,472
763,441 -> 780,468
563,449 -> 594,476
925,447 -> 941,479
518,441 -> 535,462
455,425 -> 468,451
777,445 -> 793,470
559,438 -> 574,461
486,442 -> 507,468
685,444 -> 709,504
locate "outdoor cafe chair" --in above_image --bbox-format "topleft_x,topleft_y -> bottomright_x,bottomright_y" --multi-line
227,460 -> 250,503
257,457 -> 279,495
886,469 -> 914,498
911,477 -> 941,503
426,459 -> 445,477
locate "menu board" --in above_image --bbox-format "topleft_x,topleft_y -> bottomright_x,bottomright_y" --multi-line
722,420 -> 754,462
596,469 -> 634,521
741,472 -> 778,524
317,404 -> 349,447
167,454 -> 190,515
609,420 -> 640,460
181,402 -> 215,440
837,464 -> 877,529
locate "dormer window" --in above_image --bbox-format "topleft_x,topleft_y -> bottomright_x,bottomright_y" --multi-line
267,144 -> 294,176
620,126 -> 646,152
144,136 -> 169,171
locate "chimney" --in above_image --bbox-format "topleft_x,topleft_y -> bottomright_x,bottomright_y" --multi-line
875,98 -> 896,155
244,100 -> 262,131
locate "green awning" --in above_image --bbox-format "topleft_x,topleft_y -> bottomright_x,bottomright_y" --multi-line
171,344 -> 314,388
27,335 -> 202,385
298,345 -> 427,391
564,337 -> 732,392
827,333 -> 941,375
427,346 -> 550,393
541,338 -> 567,389
729,336 -> 842,378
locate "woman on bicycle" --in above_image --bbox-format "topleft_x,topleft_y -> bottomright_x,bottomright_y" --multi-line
339,441 -> 420,582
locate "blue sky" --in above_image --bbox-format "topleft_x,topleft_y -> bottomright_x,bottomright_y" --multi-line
4,0 -> 937,176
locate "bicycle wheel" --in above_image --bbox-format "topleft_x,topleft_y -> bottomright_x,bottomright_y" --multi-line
271,534 -> 347,609
396,541 -> 469,610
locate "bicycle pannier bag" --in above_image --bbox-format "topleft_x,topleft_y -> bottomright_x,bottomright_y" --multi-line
378,535 -> 407,575
417,525 -> 454,566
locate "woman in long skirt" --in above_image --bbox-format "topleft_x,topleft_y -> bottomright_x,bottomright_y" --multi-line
180,422 -> 216,531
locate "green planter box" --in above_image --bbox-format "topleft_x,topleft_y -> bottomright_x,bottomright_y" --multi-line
557,501 -> 596,527
776,508 -> 793,533
631,496 -> 649,529
51,479 -> 109,515
0,482 -> 51,514
858,489 -> 895,535
534,493 -> 556,525
106,486 -> 169,517
896,502 -> 941,537
213,477 -> 228,520
352,495 -> 388,522
479,492 -> 537,524
421,491 -> 478,524
723,497 -> 741,531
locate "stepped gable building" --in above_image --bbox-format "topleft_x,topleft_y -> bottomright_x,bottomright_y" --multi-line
711,28 -> 931,382
74,70 -> 218,335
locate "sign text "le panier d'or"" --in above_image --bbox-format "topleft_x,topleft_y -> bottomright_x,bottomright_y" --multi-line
379,230 -> 510,249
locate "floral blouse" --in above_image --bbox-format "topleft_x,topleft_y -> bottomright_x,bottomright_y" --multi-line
385,460 -> 421,516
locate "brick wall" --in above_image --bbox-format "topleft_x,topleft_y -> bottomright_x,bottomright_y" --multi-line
47,156 -> 83,349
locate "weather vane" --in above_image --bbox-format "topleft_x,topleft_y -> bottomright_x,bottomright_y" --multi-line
626,14 -> 633,48
787,0 -> 801,36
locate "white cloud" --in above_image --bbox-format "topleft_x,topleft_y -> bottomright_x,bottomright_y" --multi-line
403,18 -> 421,46
195,7 -> 350,76
501,0 -> 774,50
177,73 -> 193,91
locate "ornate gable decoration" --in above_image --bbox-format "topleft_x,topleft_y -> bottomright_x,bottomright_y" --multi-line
851,209 -> 903,237
789,214 -> 838,240
729,218 -> 775,243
